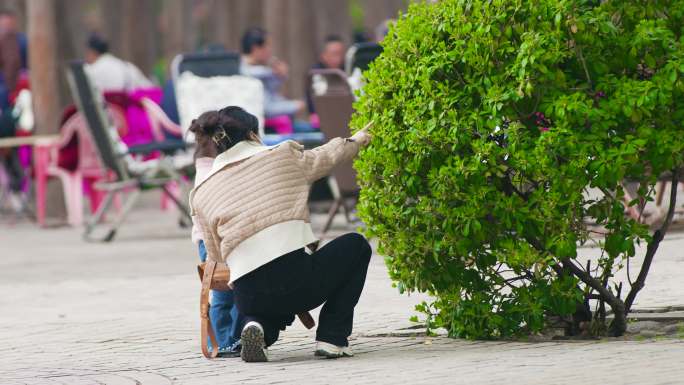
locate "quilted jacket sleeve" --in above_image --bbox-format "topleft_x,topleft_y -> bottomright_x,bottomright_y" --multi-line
288,138 -> 361,183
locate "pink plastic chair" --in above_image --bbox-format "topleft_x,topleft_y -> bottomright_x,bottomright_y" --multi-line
34,108 -> 127,226
139,97 -> 183,140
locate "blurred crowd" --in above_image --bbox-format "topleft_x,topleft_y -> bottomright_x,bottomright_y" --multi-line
0,9 -> 390,217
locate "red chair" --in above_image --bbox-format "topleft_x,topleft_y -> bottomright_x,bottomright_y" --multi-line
34,107 -> 127,226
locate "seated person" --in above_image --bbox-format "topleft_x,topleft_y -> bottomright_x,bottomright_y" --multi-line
306,35 -> 346,116
84,34 -> 153,93
239,27 -> 306,132
189,106 -> 372,362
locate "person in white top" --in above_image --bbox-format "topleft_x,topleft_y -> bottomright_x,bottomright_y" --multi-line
84,34 -> 153,92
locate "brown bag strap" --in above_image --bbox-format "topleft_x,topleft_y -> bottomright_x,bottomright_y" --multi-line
297,312 -> 315,329
200,260 -> 220,359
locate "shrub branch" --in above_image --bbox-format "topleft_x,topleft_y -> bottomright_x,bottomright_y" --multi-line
624,168 -> 680,313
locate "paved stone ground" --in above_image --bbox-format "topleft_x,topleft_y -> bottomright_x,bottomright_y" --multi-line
1,194 -> 684,385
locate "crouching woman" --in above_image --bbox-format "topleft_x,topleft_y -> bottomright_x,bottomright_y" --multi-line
189,106 -> 372,362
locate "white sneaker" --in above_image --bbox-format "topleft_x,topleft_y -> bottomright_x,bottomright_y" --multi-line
240,321 -> 268,362
314,341 -> 354,358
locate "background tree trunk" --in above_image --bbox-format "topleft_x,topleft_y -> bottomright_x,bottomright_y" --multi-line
28,0 -> 61,135
102,0 -> 158,80
160,0 -> 195,64
28,0 -> 66,220
283,0 -> 317,102
360,0 -> 407,41
0,0 -> 26,20
55,0 -> 87,106
314,0 -> 352,46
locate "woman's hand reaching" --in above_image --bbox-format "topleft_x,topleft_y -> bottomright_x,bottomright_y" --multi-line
350,121 -> 373,147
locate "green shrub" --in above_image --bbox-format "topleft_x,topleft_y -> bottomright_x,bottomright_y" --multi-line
352,0 -> 684,338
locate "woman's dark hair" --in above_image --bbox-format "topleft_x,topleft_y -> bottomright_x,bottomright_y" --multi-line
324,34 -> 343,44
189,106 -> 259,158
87,34 -> 109,54
241,27 -> 267,54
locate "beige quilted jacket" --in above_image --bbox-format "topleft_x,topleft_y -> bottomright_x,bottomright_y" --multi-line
190,138 -> 361,282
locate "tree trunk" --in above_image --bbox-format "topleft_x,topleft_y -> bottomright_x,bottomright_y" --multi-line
0,0 -> 26,21
55,0 -> 87,107
103,0 -> 158,78
360,0 -> 407,41
285,0 -> 316,102
209,0 -> 264,52
101,0 -> 123,54
314,0 -> 352,46
28,0 -> 61,135
28,0 -> 66,221
161,0 -> 196,62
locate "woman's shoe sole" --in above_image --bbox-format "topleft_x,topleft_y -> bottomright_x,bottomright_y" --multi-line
314,349 -> 343,359
240,324 -> 268,362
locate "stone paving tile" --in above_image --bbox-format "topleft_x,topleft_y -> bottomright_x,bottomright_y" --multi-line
2,205 -> 684,384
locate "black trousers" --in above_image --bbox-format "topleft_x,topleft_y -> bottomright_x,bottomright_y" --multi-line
233,232 -> 372,347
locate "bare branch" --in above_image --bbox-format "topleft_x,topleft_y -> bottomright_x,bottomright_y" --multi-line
575,43 -> 593,89
598,186 -> 616,201
624,168 -> 680,313
561,259 -> 626,336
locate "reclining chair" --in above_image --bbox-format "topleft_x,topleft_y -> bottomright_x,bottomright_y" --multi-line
67,61 -> 192,242
172,50 -> 324,148
310,69 -> 360,234
344,42 -> 383,75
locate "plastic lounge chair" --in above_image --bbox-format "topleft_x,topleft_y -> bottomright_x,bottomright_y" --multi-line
140,97 -> 183,141
344,43 -> 383,75
67,61 -> 192,242
310,69 -> 360,234
171,51 -> 241,83
171,51 -> 246,139
34,111 -> 117,226
172,50 -> 323,147
175,72 -> 266,141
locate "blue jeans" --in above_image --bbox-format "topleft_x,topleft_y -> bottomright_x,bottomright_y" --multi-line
198,241 -> 244,349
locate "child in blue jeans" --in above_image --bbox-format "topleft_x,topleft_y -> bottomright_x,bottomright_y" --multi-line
193,157 -> 244,357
